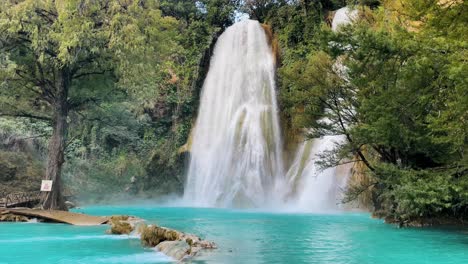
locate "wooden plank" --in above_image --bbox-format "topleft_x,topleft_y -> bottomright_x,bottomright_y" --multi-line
0,209 -> 109,226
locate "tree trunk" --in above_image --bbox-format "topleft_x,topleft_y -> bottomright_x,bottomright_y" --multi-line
42,69 -> 70,211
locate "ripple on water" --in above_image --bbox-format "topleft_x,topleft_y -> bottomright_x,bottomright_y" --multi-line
74,252 -> 173,264
1,207 -> 467,264
0,234 -> 133,243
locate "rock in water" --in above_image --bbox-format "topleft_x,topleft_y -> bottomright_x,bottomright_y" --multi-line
156,241 -> 191,261
140,225 -> 180,247
138,224 -> 216,260
107,215 -> 143,235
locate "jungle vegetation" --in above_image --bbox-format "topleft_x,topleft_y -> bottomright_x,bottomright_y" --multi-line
0,0 -> 466,224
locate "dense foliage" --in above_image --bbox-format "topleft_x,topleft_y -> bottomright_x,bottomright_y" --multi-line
0,0 -> 466,224
267,0 -> 467,224
0,0 -> 237,206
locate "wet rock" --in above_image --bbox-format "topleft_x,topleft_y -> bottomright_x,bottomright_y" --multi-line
156,240 -> 191,261
138,224 -> 216,260
107,215 -> 143,235
140,225 -> 180,247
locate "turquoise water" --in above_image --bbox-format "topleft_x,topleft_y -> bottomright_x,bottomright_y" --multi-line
1,206 -> 467,264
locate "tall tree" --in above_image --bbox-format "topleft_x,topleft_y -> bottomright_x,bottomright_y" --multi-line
288,1 -> 467,222
0,0 -> 179,210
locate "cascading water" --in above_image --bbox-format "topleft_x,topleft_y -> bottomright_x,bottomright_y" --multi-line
286,134 -> 354,211
184,8 -> 357,210
287,7 -> 358,211
286,136 -> 348,211
184,20 -> 285,207
332,7 -> 357,31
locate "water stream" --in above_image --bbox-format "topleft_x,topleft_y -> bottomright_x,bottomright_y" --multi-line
184,20 -> 285,207
185,8 -> 358,210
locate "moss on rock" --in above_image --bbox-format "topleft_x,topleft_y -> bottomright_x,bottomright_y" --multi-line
108,215 -> 133,234
140,225 -> 180,247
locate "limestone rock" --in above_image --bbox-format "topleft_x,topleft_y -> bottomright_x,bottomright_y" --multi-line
140,225 -> 180,247
107,215 -> 143,235
138,224 -> 216,260
156,240 -> 191,261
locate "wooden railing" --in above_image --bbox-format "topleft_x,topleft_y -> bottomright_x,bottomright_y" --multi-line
1,191 -> 42,208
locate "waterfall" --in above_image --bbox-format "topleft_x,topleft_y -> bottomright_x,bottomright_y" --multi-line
286,7 -> 357,211
287,136 -> 350,211
184,8 -> 357,210
184,20 -> 284,207
332,7 -> 357,31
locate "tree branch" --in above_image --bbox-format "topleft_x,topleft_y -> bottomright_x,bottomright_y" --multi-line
331,91 -> 375,171
72,70 -> 108,79
0,112 -> 52,122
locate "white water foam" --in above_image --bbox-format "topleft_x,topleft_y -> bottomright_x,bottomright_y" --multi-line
286,7 -> 357,211
184,20 -> 285,207
184,8 -> 357,211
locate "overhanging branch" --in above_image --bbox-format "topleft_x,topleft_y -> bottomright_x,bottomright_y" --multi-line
0,112 -> 52,122
72,70 -> 108,79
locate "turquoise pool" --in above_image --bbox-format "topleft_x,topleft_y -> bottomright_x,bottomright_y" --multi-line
1,205 -> 467,263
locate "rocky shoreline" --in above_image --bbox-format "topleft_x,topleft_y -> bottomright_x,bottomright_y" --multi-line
107,215 -> 216,261
1,209 -> 216,261
369,212 -> 467,228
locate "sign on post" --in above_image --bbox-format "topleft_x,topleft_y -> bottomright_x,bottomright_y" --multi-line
41,180 -> 53,192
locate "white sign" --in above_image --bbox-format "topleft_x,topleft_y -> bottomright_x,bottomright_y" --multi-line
41,180 -> 53,192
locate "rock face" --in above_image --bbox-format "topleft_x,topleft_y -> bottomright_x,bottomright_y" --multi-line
139,224 -> 216,261
141,151 -> 184,196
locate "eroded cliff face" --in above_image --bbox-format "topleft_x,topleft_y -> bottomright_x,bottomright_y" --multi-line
261,23 -> 280,66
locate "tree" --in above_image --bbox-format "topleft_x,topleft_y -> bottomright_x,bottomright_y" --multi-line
293,1 -> 467,222
0,0 -> 179,210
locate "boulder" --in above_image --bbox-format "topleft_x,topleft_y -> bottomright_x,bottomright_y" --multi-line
138,224 -> 216,260
107,215 -> 143,235
156,240 -> 191,261
140,225 -> 180,247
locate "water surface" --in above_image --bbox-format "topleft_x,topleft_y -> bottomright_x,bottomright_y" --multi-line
1,206 -> 467,263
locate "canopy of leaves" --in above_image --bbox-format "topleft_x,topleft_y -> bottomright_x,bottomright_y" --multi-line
276,0 -> 467,222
